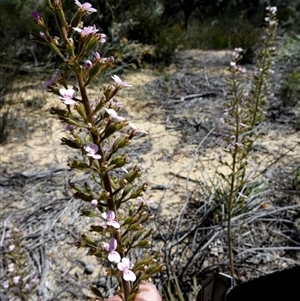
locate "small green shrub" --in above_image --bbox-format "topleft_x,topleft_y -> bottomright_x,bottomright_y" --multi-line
293,168 -> 300,190
229,21 -> 260,64
281,71 -> 300,107
277,33 -> 300,63
0,64 -> 18,144
181,19 -> 230,50
0,109 -> 9,144
181,16 -> 259,59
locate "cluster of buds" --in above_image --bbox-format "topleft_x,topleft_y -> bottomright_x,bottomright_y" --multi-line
31,1 -> 163,299
1,224 -> 37,300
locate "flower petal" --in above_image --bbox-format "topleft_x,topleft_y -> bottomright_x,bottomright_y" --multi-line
123,270 -> 136,282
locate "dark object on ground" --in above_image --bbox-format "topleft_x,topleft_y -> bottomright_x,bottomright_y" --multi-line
197,265 -> 300,301
197,272 -> 233,301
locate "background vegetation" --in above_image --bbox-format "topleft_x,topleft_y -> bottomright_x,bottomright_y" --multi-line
1,0 -> 300,70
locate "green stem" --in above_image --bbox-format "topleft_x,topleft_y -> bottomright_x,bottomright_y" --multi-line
52,3 -> 75,58
227,70 -> 241,278
227,150 -> 236,278
76,73 -> 116,211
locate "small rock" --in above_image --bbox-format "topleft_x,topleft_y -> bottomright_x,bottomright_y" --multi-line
84,263 -> 95,275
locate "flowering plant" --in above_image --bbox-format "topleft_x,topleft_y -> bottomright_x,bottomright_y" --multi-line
219,6 -> 278,277
31,1 -> 163,300
1,223 -> 37,301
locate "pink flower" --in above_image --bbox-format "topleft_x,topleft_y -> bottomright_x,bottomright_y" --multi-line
40,31 -> 47,40
235,142 -> 244,148
92,51 -> 101,60
73,25 -> 99,37
8,245 -> 15,251
105,108 -> 125,121
43,70 -> 60,89
138,196 -> 154,204
111,75 -> 132,87
74,1 -> 97,14
268,69 -> 275,74
30,274 -> 37,284
266,6 -> 277,14
101,210 -> 120,229
13,276 -> 20,284
90,199 -> 98,207
25,283 -> 31,290
129,123 -> 148,135
99,34 -> 106,43
107,98 -> 123,109
85,60 -> 93,69
232,52 -> 240,60
238,66 -> 247,73
31,11 -> 40,20
8,263 -> 14,272
62,124 -> 75,132
103,238 -> 121,263
83,143 -> 101,159
2,280 -> 9,289
240,123 -> 248,128
59,88 -> 76,105
117,258 -> 136,282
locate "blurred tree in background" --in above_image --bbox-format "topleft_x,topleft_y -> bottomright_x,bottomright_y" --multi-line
1,0 -> 300,73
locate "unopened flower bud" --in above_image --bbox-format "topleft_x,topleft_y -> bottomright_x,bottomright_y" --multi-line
110,154 -> 130,168
40,31 -> 47,41
93,51 -> 101,60
32,11 -> 46,27
75,240 -> 89,248
74,103 -> 87,119
140,214 -> 152,224
102,124 -> 122,140
133,230 -> 144,242
82,234 -> 96,246
137,240 -> 151,248
145,263 -> 164,275
129,224 -> 141,231
121,184 -> 133,198
119,178 -> 128,188
112,137 -> 130,152
80,210 -> 97,217
123,217 -> 134,225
